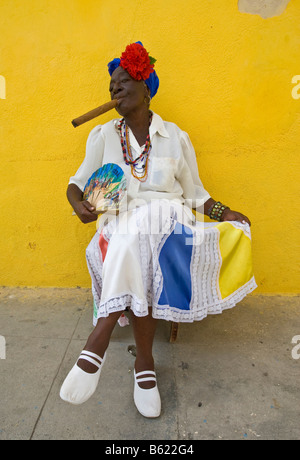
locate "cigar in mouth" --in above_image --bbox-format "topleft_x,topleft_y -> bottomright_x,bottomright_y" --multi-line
72,99 -> 119,127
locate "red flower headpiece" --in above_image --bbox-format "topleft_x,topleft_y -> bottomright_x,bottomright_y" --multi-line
120,42 -> 156,81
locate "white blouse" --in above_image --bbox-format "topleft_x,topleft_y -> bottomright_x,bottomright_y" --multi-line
69,112 -> 211,211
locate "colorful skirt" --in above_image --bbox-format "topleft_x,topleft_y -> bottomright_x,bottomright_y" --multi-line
86,200 -> 257,326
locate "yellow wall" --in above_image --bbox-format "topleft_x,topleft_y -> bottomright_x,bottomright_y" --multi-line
0,0 -> 299,293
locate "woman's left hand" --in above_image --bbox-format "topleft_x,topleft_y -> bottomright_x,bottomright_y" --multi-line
222,208 -> 251,226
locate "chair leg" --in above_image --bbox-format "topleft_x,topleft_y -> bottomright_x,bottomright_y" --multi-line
169,322 -> 179,343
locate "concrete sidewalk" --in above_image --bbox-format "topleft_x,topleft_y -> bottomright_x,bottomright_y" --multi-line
0,287 -> 299,440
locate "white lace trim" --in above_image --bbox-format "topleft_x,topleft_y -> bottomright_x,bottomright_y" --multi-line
151,276 -> 257,322
91,276 -> 257,325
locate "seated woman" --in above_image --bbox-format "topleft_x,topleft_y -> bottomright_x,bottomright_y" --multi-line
60,42 -> 256,418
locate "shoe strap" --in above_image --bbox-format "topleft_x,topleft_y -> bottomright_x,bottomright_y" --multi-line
77,354 -> 101,369
78,350 -> 105,369
81,350 -> 105,363
135,370 -> 156,381
135,377 -> 157,383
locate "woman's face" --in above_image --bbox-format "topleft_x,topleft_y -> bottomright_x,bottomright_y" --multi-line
109,67 -> 149,117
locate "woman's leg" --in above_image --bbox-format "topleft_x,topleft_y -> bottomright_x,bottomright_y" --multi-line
60,310 -> 124,405
129,308 -> 158,389
77,310 -> 123,373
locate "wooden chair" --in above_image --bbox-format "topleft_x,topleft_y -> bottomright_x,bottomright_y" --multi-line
169,322 -> 179,342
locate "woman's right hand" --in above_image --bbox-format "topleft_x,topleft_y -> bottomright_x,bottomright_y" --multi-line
73,200 -> 97,224
67,184 -> 97,224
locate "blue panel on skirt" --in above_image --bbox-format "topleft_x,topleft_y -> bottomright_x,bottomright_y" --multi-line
158,222 -> 193,310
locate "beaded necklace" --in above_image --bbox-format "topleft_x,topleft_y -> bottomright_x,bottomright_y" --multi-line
117,112 -> 153,182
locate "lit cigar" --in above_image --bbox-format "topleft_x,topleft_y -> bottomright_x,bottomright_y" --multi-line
72,99 -> 119,127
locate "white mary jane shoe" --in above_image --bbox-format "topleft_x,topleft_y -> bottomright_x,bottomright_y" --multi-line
134,370 -> 161,418
60,350 -> 106,405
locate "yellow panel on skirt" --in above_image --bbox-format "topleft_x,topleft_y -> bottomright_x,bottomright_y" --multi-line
216,222 -> 254,299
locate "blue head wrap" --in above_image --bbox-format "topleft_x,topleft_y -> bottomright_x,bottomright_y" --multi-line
107,42 -> 159,99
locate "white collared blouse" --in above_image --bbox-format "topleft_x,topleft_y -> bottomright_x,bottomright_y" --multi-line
69,112 -> 211,210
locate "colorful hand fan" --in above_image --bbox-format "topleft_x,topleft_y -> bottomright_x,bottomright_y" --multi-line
83,163 -> 127,214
